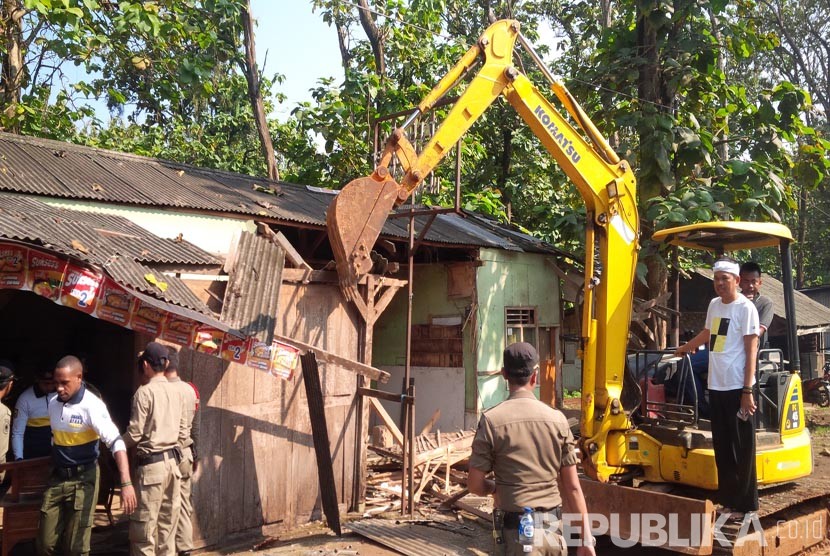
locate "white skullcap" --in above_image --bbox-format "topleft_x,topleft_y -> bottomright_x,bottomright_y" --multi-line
713,259 -> 740,277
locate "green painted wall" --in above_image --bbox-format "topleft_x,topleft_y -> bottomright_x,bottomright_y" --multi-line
373,264 -> 472,366
373,249 -> 561,424
475,249 -> 560,411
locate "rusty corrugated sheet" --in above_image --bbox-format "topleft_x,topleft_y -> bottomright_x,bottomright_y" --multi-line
346,519 -> 467,555
0,192 -> 219,265
220,231 -> 284,343
0,132 -> 566,254
104,255 -> 211,314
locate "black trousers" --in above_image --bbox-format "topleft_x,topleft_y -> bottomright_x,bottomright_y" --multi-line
709,389 -> 759,512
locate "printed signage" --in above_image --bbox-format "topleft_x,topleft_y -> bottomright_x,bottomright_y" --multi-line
96,278 -> 132,326
0,244 -> 27,289
271,340 -> 300,380
129,298 -> 166,336
221,335 -> 249,365
28,249 -> 67,300
60,265 -> 102,314
192,324 -> 224,356
160,313 -> 198,346
246,340 -> 273,372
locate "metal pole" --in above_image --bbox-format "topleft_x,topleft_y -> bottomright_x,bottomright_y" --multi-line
455,139 -> 462,212
781,240 -> 801,373
408,377 -> 416,515
400,207 -> 416,514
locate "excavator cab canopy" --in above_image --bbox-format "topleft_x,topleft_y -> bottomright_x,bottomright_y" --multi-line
653,220 -> 801,374
652,221 -> 793,253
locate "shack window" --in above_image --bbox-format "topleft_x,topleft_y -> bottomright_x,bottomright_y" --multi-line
505,307 -> 538,349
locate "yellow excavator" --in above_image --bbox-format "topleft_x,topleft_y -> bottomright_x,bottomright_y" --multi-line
326,19 -> 817,553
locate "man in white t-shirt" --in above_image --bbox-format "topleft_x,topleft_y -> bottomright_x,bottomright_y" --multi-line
675,258 -> 760,523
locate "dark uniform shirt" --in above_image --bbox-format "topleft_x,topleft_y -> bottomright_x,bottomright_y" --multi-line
470,390 -> 579,512
753,294 -> 773,348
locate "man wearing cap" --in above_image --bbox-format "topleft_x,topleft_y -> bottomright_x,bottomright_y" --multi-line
12,367 -> 56,460
468,342 -> 595,555
675,257 -> 760,523
37,355 -> 136,556
165,348 -> 200,556
0,360 -> 17,481
123,342 -> 186,556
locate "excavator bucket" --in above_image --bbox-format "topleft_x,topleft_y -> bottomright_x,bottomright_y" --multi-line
326,171 -> 401,297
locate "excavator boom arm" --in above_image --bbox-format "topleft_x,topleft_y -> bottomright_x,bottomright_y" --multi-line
326,19 -> 640,481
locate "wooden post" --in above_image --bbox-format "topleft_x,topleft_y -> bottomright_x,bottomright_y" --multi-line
301,352 -> 341,535
352,275 -> 375,513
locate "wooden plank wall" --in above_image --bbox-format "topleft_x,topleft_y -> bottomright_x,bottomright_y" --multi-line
172,281 -> 360,547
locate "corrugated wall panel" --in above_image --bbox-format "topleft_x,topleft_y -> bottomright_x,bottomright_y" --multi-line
220,231 -> 284,342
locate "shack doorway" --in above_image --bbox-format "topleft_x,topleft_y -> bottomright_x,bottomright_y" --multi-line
0,289 -> 136,429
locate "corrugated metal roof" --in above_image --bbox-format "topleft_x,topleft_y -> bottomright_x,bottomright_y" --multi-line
220,231 -> 284,342
0,192 -> 218,265
346,519 -> 469,556
104,255 -> 210,313
0,132 -> 567,255
695,269 -> 830,329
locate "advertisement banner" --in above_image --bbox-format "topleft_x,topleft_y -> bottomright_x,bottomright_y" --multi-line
28,249 -> 67,300
160,313 -> 198,346
0,244 -> 27,289
220,335 -> 249,365
192,324 -> 224,356
271,340 -> 300,380
60,265 -> 102,314
96,278 -> 133,326
129,299 -> 167,336
246,340 -> 273,372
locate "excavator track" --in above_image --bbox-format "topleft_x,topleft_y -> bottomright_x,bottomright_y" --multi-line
714,479 -> 830,555
580,477 -> 830,555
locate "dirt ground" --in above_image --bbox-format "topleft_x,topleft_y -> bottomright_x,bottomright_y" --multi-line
215,403 -> 830,556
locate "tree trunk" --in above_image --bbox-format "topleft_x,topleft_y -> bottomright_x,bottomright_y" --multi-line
796,182 -> 807,288
499,125 -> 513,222
357,0 -> 385,78
600,0 -> 612,28
1,0 -> 25,133
707,5 -> 728,161
636,2 -> 673,349
240,0 -> 278,181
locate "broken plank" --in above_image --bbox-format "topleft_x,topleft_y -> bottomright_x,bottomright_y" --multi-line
430,487 -> 491,521
419,409 -> 441,436
368,397 -> 404,447
274,333 -> 390,383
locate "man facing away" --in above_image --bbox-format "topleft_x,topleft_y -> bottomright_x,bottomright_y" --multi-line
165,348 -> 201,556
123,342 -> 186,556
675,258 -> 760,523
468,342 -> 595,555
36,355 -> 136,556
12,367 -> 56,460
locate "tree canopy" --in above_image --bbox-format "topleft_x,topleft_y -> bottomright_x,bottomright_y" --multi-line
1,0 -> 829,304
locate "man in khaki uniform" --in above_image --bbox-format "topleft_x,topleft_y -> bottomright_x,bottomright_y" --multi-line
165,348 -> 200,556
468,343 -> 595,556
0,360 -> 17,481
123,342 -> 187,556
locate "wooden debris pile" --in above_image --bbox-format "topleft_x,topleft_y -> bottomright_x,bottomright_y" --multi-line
363,403 -> 491,521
